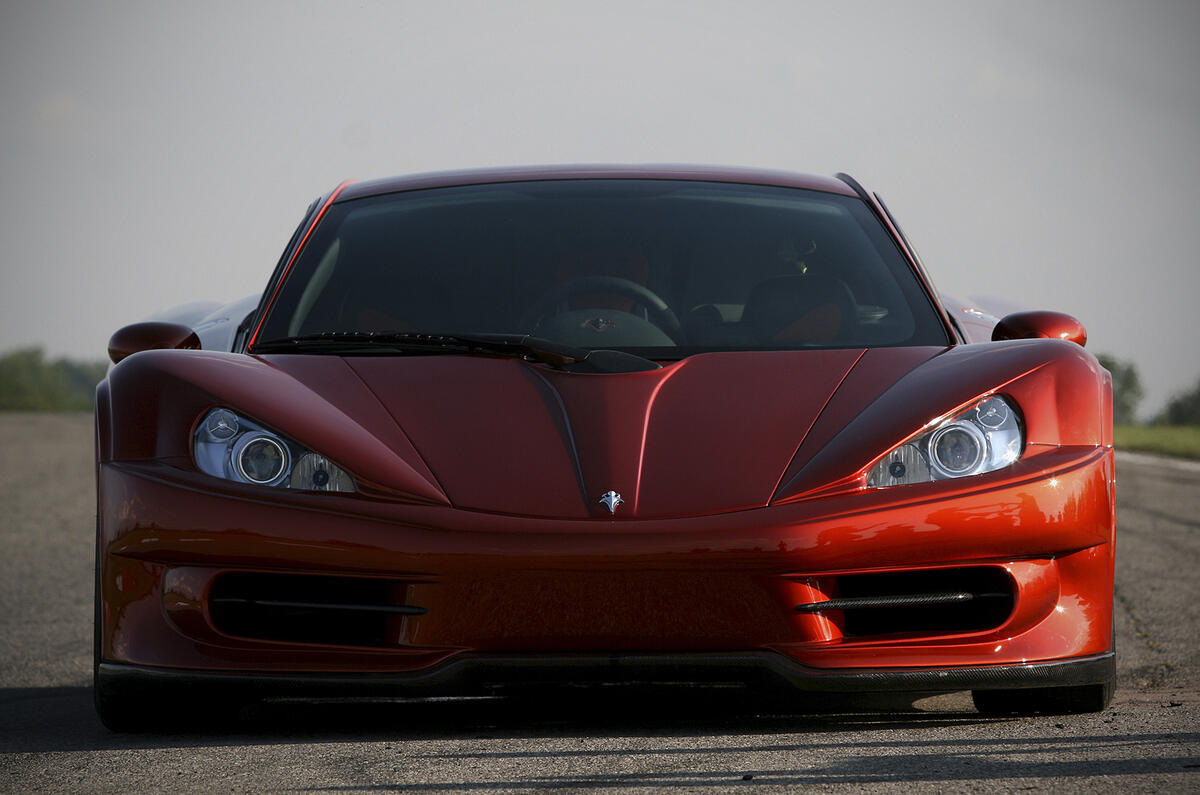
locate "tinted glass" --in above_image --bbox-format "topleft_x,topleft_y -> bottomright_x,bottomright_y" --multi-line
257,180 -> 949,354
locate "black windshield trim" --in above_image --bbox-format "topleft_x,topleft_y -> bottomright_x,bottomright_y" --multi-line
252,332 -> 662,373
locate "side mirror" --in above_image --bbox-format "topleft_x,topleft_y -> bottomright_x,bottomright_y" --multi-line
992,311 -> 1087,347
108,321 -> 201,364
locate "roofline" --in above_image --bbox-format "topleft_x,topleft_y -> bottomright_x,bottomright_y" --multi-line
836,173 -> 960,343
246,180 -> 353,350
335,164 -> 859,203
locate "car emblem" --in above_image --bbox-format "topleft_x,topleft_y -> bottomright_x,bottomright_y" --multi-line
581,316 -> 617,332
598,490 -> 624,514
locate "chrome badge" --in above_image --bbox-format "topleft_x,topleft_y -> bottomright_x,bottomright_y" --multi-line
598,490 -> 624,514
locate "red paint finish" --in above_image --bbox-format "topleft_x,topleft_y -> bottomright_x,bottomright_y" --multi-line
96,341 -> 1114,679
774,338 -> 1108,502
97,442 -> 1112,671
104,343 -> 1107,520
337,350 -> 864,518
94,167 -> 1116,716
102,350 -> 447,503
993,310 -> 1088,347
628,350 -> 860,517
772,346 -> 943,498
107,322 -> 200,364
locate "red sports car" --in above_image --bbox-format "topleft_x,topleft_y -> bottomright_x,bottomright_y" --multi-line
95,165 -> 1115,730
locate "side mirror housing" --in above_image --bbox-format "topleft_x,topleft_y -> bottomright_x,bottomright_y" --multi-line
992,311 -> 1087,347
108,321 -> 201,364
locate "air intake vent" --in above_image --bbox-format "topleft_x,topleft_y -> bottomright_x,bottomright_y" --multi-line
209,572 -> 425,647
795,567 -> 1014,637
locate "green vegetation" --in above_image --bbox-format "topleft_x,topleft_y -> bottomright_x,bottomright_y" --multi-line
1112,370 -> 1200,459
1115,425 -> 1200,461
1096,353 -> 1144,425
1095,353 -> 1200,459
1159,374 -> 1200,426
0,348 -> 107,411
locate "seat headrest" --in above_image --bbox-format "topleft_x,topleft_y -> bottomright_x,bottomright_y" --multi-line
340,271 -> 452,333
742,273 -> 856,344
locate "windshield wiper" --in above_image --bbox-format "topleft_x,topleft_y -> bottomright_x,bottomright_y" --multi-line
251,332 -> 661,373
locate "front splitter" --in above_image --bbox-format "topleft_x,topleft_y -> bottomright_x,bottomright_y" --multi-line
97,650 -> 1114,702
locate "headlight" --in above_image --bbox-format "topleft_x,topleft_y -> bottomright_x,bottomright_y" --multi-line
867,395 -> 1023,488
193,408 -> 356,492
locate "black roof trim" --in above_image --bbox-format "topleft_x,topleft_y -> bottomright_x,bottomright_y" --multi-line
834,172 -> 871,202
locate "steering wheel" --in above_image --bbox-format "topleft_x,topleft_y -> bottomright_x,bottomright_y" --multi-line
518,276 -> 683,343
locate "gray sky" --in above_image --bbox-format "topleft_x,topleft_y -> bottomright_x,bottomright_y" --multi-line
2,1 -> 1198,418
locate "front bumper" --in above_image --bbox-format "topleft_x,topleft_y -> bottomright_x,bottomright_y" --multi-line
98,446 -> 1115,683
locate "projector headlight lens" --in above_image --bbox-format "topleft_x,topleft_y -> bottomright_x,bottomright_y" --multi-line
929,421 -> 986,478
867,395 -> 1023,488
194,408 -> 355,492
233,433 -> 290,485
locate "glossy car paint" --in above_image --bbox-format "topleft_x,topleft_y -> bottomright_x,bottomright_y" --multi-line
993,310 -> 1089,347
107,321 -> 200,364
95,166 -> 1116,713
97,349 -> 1113,665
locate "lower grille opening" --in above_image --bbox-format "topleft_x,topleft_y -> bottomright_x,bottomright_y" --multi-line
796,567 -> 1015,637
209,572 -> 425,647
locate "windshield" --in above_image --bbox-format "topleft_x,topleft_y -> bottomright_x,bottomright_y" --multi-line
255,180 -> 949,355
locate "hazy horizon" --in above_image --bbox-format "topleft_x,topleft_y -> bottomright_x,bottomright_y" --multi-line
2,1 -> 1197,418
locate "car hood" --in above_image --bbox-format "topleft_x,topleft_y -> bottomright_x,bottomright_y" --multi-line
258,347 -> 945,519
103,340 -> 1107,520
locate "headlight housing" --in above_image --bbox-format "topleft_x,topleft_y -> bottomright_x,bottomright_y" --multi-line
193,408 -> 356,492
867,395 -> 1023,488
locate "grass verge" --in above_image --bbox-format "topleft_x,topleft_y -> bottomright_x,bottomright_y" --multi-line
1115,425 -> 1200,461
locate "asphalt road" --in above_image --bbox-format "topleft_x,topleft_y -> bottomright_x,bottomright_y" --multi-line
1,413 -> 1196,793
